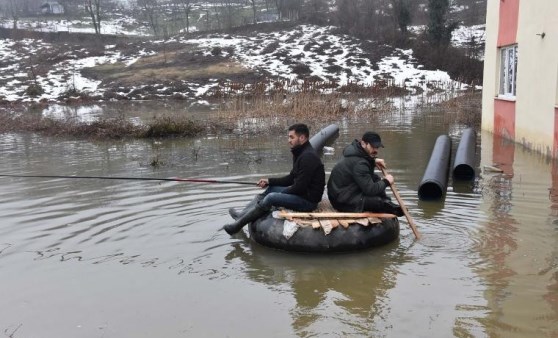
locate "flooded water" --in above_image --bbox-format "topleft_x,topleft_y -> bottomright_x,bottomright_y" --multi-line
1,104 -> 557,337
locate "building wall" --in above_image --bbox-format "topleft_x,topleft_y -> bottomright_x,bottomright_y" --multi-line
481,0 -> 500,134
515,0 -> 558,156
482,0 -> 558,158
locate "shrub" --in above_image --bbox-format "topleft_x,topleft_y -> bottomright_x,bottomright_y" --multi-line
292,63 -> 311,76
412,39 -> 483,85
211,46 -> 222,56
25,84 -> 44,97
141,116 -> 204,138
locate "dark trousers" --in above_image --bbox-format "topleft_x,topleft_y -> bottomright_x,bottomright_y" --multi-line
259,186 -> 317,211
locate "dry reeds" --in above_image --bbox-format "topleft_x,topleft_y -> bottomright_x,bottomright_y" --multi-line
143,116 -> 204,137
0,83 -> 481,139
0,113 -> 207,139
211,78 -> 409,133
437,91 -> 482,127
215,91 -> 391,133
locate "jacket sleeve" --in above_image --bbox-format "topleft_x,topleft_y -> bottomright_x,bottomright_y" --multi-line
268,170 -> 294,187
283,153 -> 319,196
351,161 -> 387,196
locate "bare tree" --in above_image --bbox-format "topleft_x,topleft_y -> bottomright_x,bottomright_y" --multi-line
300,0 -> 328,24
176,0 -> 194,33
138,0 -> 160,36
274,0 -> 284,20
248,0 -> 257,24
57,0 -> 81,16
6,0 -> 20,29
84,0 -> 102,34
221,0 -> 237,29
19,0 -> 42,16
390,0 -> 412,35
281,0 -> 302,21
263,0 -> 272,13
427,0 -> 458,47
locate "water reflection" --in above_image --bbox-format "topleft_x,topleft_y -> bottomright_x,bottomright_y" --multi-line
477,132 -> 558,336
41,104 -> 103,123
418,199 -> 447,220
225,234 -> 406,336
545,159 -> 558,322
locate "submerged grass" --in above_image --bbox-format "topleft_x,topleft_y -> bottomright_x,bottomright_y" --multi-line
0,113 -> 207,139
143,116 -> 204,138
436,91 -> 482,128
0,90 -> 481,139
216,91 -> 397,134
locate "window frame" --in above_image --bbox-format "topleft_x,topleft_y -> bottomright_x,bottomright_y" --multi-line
499,44 -> 518,99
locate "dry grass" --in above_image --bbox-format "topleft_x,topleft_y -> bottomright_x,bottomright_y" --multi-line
0,89 -> 481,139
83,48 -> 253,87
437,91 -> 482,128
87,61 -> 249,86
215,90 -> 395,133
143,116 -> 204,137
0,113 -> 207,139
0,114 -> 140,138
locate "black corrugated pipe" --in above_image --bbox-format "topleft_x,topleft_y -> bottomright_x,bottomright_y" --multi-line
309,124 -> 339,152
452,128 -> 476,180
418,135 -> 452,200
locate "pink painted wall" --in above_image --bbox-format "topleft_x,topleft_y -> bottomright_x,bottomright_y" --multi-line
497,0 -> 519,46
493,99 -> 516,175
494,99 -> 516,139
554,107 -> 558,158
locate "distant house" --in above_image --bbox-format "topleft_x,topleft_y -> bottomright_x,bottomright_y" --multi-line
482,0 -> 558,158
41,1 -> 65,15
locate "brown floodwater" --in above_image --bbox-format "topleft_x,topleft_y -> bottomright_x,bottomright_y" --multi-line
0,103 -> 557,337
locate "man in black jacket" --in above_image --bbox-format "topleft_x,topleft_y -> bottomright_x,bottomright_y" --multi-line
327,131 -> 403,216
224,123 -> 325,235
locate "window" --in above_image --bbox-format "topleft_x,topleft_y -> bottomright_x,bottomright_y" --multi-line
499,44 -> 518,97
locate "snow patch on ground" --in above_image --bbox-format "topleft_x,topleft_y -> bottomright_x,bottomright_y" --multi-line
1,24 -> 479,103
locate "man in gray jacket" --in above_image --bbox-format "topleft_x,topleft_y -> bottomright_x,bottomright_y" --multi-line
327,131 -> 403,216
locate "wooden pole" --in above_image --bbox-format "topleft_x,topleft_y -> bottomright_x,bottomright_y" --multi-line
380,167 -> 421,239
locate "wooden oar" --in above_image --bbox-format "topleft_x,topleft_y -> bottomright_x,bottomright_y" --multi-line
276,211 -> 398,219
380,167 -> 421,239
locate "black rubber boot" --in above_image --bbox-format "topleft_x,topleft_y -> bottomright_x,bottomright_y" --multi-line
229,195 -> 260,220
384,201 -> 405,217
223,204 -> 268,235
228,207 -> 243,220
229,194 -> 264,220
363,197 -> 404,217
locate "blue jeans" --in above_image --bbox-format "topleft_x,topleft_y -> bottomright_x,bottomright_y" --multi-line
259,186 -> 317,212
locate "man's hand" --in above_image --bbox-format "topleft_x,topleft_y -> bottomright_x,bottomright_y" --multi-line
375,158 -> 386,169
384,174 -> 394,185
257,178 -> 269,188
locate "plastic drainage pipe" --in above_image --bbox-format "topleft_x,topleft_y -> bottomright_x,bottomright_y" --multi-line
309,123 -> 339,152
418,135 -> 452,200
452,128 -> 476,180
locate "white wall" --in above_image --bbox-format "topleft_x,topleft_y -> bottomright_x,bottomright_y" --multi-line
514,0 -> 558,154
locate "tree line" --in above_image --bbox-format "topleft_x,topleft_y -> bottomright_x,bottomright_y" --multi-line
0,0 -> 485,83
0,0 -> 485,43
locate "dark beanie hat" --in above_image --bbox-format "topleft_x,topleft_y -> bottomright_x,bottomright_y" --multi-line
362,131 -> 384,148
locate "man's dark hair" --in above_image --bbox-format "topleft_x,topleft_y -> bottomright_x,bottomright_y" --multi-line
288,123 -> 310,138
